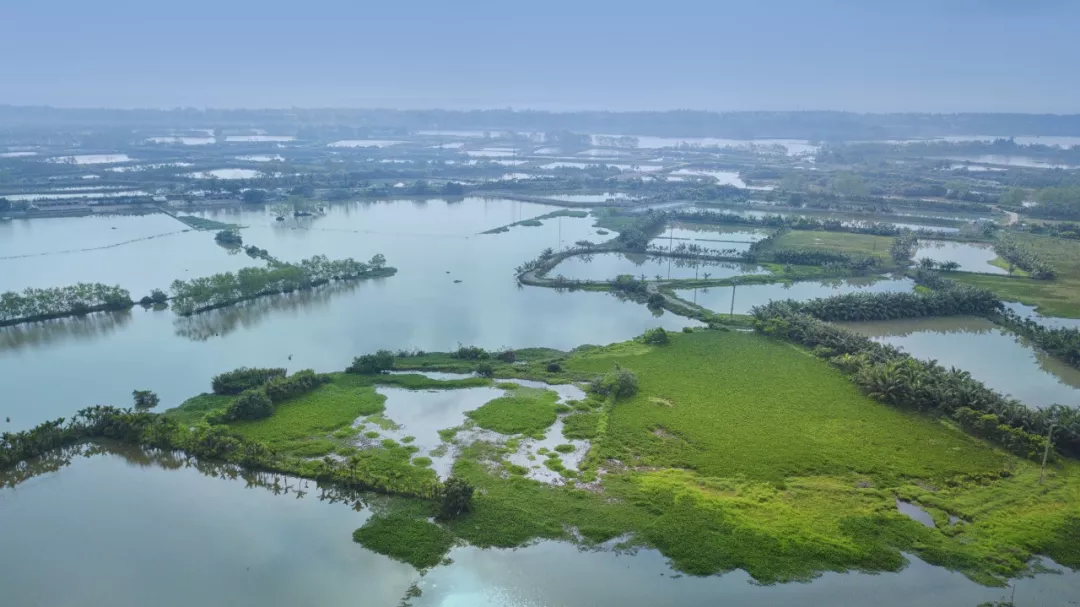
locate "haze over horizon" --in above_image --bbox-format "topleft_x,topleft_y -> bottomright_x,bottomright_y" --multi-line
2,0 -> 1078,113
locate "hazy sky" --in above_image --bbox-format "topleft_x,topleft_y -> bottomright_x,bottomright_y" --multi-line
2,0 -> 1077,112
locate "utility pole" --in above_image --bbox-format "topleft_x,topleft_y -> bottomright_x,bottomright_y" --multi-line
730,280 -> 738,317
1039,424 -> 1055,484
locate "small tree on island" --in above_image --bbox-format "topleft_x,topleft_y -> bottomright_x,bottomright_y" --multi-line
438,477 -> 475,520
347,350 -> 395,374
132,390 -> 160,410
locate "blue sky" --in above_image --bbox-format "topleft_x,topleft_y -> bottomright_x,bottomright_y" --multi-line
1,0 -> 1077,112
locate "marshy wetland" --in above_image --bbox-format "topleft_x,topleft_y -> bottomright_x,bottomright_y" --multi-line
3,110 -> 1080,606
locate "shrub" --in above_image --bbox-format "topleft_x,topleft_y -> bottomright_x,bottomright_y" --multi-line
452,344 -> 489,360
439,477 -> 475,520
647,293 -> 665,307
496,348 -> 516,363
211,367 -> 286,395
347,350 -> 395,374
225,389 -> 274,421
640,327 -> 670,345
682,326 -> 694,334
591,366 -> 639,399
554,443 -> 575,453
546,361 -> 562,373
149,289 -> 168,304
476,362 -> 495,377
264,369 -> 329,403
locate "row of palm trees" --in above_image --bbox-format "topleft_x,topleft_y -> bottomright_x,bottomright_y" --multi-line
787,286 -> 1004,322
752,301 -> 1079,459
994,237 -> 1056,279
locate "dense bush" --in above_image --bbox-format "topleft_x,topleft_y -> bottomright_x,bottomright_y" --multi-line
264,369 -> 329,403
452,345 -> 489,360
214,229 -> 243,246
475,362 -> 495,377
347,350 -> 395,374
640,327 -> 671,345
225,389 -> 275,421
211,367 -> 286,395
495,348 -> 516,363
438,477 -> 475,520
647,293 -> 666,307
591,366 -> 639,399
890,233 -> 919,265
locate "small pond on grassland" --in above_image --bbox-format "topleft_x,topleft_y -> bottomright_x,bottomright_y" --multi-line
837,316 -> 1080,408
550,252 -> 768,281
677,276 -> 915,316
1,448 -> 1075,607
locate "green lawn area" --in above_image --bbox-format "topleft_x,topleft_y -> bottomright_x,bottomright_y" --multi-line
563,331 -> 1003,483
773,230 -> 895,261
949,233 -> 1080,318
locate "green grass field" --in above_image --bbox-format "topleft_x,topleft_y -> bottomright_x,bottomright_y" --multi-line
444,331 -> 1080,584
949,233 -> 1080,317
465,386 -> 560,436
772,231 -> 895,262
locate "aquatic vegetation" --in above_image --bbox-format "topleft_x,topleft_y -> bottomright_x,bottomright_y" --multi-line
352,515 -> 455,569
0,283 -> 132,326
465,387 -> 561,436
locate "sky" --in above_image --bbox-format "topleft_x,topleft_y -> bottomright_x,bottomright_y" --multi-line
1,0 -> 1078,113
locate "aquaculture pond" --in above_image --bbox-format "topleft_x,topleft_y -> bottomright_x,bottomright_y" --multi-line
0,198 -> 699,431
677,276 -> 915,316
839,316 -> 1080,409
2,449 -> 1075,607
549,252 -> 768,282
912,240 -> 1008,274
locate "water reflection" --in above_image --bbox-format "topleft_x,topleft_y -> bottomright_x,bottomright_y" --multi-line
0,309 -> 135,351
552,252 -> 767,281
678,277 -> 915,316
172,279 -> 373,341
913,240 -> 1006,274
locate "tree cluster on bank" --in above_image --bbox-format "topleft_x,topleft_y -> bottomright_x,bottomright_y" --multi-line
751,302 -> 1078,460
169,253 -> 390,315
782,285 -> 1003,322
993,237 -> 1056,279
0,283 -> 132,324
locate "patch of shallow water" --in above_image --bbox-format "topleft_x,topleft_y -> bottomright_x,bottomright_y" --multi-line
546,192 -> 632,203
913,240 -> 1007,274
678,277 -> 915,316
187,168 -> 264,179
224,135 -> 295,142
1005,302 -> 1080,330
328,140 -> 404,148
46,154 -> 132,165
838,316 -> 1080,408
551,252 -> 767,281
896,498 -> 936,528
236,154 -> 283,162
357,375 -> 588,483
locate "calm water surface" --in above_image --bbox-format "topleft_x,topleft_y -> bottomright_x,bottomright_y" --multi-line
1,450 -> 1074,607
1,198 -> 697,431
551,252 -> 767,281
913,240 -> 1007,274
678,277 -> 915,315
839,316 -> 1080,408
